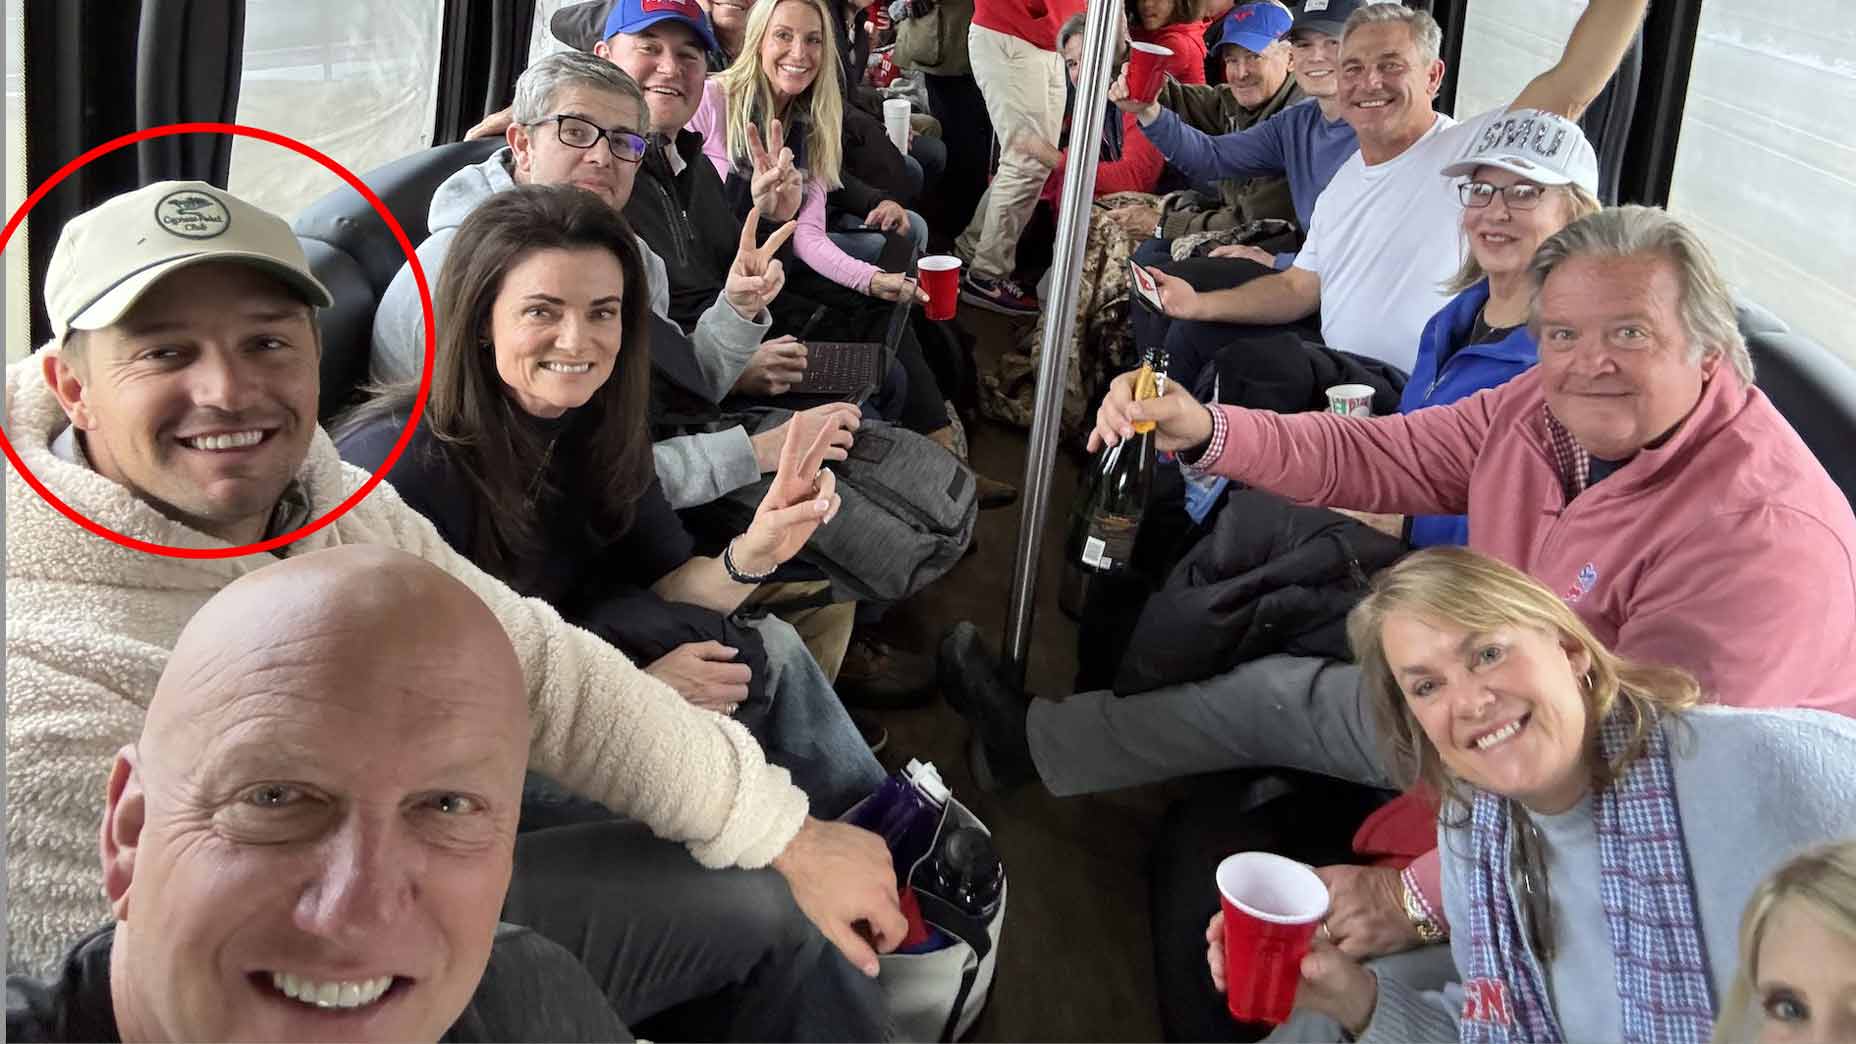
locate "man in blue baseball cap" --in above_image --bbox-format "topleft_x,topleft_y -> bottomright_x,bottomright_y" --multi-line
602,0 -> 722,56
1104,1 -> 1301,275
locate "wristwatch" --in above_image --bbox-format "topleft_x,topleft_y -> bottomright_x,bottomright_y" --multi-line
1400,868 -> 1448,945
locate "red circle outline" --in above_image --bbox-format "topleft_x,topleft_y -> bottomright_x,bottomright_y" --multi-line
0,121 -> 435,559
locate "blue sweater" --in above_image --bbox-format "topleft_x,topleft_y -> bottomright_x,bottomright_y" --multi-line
1397,281 -> 1540,549
1142,98 -> 1358,267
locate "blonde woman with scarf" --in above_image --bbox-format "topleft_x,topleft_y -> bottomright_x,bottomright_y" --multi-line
1204,547 -> 1856,1042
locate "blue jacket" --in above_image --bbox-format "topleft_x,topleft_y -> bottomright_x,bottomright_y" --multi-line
1398,281 -> 1540,548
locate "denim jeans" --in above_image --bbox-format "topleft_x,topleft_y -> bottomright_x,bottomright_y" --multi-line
743,612 -> 887,818
827,209 -> 930,263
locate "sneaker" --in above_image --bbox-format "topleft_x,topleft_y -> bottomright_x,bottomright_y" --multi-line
837,638 -> 936,710
960,271 -> 1040,316
937,622 -> 1040,792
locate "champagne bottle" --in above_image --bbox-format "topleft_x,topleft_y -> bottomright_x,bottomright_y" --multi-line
1068,349 -> 1169,576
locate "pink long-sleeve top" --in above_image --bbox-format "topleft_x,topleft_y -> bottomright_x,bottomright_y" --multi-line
688,78 -> 880,295
1190,366 -> 1856,923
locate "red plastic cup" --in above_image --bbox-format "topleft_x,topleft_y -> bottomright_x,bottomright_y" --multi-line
1216,852 -> 1330,1025
918,254 -> 962,321
1126,42 -> 1174,102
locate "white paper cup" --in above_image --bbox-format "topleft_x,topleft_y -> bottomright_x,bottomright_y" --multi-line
883,98 -> 912,155
1325,383 -> 1376,417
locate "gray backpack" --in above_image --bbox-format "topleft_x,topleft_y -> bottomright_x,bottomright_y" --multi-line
720,412 -> 977,604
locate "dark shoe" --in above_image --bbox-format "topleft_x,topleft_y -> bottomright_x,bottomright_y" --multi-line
852,710 -> 889,755
974,471 -> 1018,510
960,271 -> 1040,316
837,638 -> 936,710
937,622 -> 1039,792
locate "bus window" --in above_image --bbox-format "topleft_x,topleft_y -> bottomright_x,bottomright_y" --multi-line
530,0 -> 582,65
5,0 -> 24,362
227,0 -> 446,220
1452,0 -> 1584,119
1666,0 -> 1856,364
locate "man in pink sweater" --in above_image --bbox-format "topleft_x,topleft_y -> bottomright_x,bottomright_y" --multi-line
944,206 -> 1856,1018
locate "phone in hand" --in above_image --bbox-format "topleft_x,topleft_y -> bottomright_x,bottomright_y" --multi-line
1128,259 -> 1165,314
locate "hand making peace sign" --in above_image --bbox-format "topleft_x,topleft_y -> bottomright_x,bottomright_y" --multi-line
730,401 -> 849,576
746,118 -> 804,223
724,205 -> 798,321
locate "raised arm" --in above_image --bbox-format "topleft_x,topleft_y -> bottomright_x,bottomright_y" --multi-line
1509,0 -> 1649,120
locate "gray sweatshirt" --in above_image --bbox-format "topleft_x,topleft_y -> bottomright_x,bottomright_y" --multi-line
369,148 -> 767,509
1360,705 -> 1856,1043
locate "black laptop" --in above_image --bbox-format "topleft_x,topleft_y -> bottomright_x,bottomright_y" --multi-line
790,250 -> 917,399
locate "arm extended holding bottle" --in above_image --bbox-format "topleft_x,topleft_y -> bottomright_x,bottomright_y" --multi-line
1090,366 -> 1496,517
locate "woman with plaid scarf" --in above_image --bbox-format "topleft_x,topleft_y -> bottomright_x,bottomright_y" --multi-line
1205,548 -> 1856,1043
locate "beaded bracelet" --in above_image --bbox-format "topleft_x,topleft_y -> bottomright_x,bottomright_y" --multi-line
723,538 -> 775,584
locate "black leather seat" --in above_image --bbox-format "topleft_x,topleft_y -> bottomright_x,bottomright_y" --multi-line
1742,305 -> 1856,511
293,138 -> 502,420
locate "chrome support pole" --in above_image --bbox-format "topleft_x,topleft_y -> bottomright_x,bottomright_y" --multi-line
1001,0 -> 1120,686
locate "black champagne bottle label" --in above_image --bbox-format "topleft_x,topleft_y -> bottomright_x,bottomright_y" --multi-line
1080,512 -> 1140,570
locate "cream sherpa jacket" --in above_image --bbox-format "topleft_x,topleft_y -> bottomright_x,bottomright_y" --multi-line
3,359 -> 810,976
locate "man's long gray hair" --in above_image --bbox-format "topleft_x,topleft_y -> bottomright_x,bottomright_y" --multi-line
1527,206 -> 1755,385
512,50 -> 647,127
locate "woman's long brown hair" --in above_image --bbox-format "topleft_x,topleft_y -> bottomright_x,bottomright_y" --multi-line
338,183 -> 654,583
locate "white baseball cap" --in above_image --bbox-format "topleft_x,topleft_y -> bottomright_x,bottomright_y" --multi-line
1440,108 -> 1599,196
44,180 -> 333,344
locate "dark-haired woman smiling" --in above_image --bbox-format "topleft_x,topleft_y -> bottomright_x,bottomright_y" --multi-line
338,183 -> 883,815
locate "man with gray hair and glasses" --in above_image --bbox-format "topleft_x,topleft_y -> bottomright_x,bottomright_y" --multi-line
956,206 -> 1856,1037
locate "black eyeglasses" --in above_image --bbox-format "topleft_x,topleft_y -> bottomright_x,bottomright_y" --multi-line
539,114 -> 649,163
1459,180 -> 1549,210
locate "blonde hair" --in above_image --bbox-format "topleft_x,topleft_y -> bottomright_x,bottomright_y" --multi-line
1443,181 -> 1602,295
1347,547 -> 1701,808
719,0 -> 845,190
1714,841 -> 1856,1042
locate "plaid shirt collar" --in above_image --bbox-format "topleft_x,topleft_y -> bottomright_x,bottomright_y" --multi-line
1541,404 -> 1591,501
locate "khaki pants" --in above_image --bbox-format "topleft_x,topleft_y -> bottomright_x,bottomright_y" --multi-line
954,24 -> 1068,282
745,580 -> 855,683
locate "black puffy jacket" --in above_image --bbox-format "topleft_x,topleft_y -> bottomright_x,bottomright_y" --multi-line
1112,488 -> 1408,696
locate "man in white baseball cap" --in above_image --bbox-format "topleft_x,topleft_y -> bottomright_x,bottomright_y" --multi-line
40,179 -> 333,547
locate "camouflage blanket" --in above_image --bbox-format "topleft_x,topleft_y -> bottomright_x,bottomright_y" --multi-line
978,192 -> 1154,446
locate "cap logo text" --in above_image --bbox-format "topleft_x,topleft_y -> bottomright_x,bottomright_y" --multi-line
639,0 -> 702,16
154,190 -> 231,240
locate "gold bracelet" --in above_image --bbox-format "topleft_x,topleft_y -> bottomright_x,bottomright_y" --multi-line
1401,872 -> 1448,945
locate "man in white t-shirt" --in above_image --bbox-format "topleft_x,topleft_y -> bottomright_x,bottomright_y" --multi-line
1142,0 -> 1646,400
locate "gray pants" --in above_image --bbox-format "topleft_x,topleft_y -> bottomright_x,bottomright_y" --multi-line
746,613 -> 887,819
1028,654 -> 1392,796
503,817 -> 892,1042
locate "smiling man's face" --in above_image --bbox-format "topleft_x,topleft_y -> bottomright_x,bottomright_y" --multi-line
45,261 -> 319,546
102,547 -> 529,1043
596,23 -> 710,135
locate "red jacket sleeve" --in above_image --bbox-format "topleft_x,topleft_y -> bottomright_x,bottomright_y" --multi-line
1047,114 -> 1167,200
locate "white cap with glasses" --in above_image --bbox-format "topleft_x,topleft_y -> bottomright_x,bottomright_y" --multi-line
1441,107 -> 1599,207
